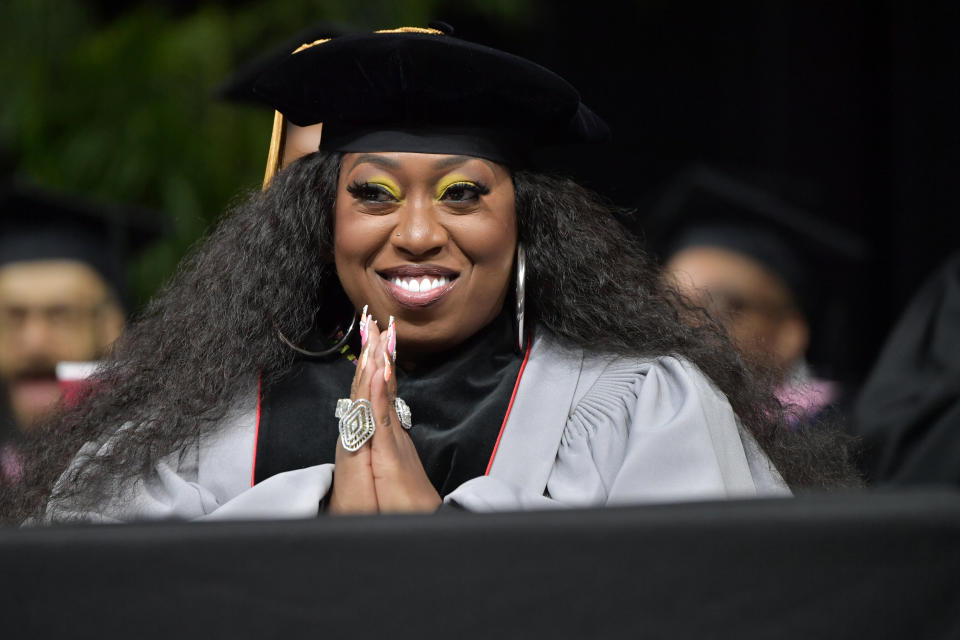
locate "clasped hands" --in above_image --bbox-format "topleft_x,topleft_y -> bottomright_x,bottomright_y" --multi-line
328,313 -> 442,514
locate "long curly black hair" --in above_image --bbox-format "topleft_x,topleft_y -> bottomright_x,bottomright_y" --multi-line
0,150 -> 860,523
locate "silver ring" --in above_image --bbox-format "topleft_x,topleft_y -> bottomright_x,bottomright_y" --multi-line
336,398 -> 375,451
394,397 -> 412,430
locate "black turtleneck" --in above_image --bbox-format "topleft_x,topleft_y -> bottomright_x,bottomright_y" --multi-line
254,309 -> 523,496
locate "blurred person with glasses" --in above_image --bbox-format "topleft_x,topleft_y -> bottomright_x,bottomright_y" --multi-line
647,167 -> 867,427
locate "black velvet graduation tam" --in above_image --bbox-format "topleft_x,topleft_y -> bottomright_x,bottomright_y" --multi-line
0,184 -> 162,306
215,22 -> 351,107
252,26 -> 609,176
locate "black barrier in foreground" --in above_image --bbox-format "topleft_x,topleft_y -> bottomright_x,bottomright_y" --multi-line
2,490 -> 959,639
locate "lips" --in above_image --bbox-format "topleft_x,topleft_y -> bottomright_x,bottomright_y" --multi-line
377,265 -> 459,307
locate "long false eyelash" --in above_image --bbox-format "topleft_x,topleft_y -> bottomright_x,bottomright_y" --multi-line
346,180 -> 395,201
441,181 -> 491,199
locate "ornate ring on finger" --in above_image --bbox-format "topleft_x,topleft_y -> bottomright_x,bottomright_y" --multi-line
394,397 -> 412,430
336,398 -> 375,451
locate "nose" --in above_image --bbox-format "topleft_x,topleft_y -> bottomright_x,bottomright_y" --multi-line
390,196 -> 447,258
19,313 -> 56,355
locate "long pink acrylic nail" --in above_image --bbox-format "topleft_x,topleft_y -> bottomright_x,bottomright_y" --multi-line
387,316 -> 397,363
383,350 -> 392,383
359,304 -> 369,346
359,346 -> 369,370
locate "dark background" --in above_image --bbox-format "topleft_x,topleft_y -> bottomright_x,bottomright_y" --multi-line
2,0 -> 957,384
444,1 -> 958,382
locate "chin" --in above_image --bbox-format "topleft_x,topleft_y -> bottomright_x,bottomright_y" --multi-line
395,323 -> 469,358
397,328 -> 455,354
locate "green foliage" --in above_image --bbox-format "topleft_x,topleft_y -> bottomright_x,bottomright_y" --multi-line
0,0 -> 530,308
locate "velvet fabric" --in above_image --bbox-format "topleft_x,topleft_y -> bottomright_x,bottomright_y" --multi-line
252,30 -> 609,160
255,309 -> 523,496
853,251 -> 960,485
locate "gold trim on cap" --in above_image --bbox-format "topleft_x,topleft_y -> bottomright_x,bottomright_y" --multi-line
375,27 -> 444,35
293,37 -> 331,54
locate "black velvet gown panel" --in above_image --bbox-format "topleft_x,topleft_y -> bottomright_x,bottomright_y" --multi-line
255,310 -> 523,497
853,252 -> 960,485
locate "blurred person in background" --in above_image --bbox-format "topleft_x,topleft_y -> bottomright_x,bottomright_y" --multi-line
0,185 -> 157,482
646,166 -> 866,427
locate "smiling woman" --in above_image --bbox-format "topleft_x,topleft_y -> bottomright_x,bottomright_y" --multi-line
335,152 -> 516,359
3,27 -> 860,524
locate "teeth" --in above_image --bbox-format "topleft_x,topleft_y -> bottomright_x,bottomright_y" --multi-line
391,276 -> 450,293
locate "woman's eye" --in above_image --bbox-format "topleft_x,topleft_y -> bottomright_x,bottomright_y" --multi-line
440,182 -> 488,203
347,182 -> 397,203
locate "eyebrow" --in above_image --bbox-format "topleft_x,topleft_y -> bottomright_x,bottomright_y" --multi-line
429,155 -> 474,170
348,154 -> 402,172
433,155 -> 503,175
348,153 -> 498,173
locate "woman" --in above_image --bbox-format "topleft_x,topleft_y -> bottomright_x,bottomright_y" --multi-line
5,28 -> 858,524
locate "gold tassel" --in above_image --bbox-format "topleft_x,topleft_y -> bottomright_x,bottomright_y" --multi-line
262,110 -> 287,190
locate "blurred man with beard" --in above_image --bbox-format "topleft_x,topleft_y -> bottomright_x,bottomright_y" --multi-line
0,185 -> 155,482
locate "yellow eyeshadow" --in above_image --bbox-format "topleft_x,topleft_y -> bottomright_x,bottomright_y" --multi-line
367,177 -> 403,200
435,174 -> 476,199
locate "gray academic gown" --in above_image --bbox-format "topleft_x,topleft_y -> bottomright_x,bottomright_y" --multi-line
45,334 -> 790,522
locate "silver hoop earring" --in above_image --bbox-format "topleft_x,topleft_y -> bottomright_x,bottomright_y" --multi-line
276,312 -> 358,359
516,243 -> 527,353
